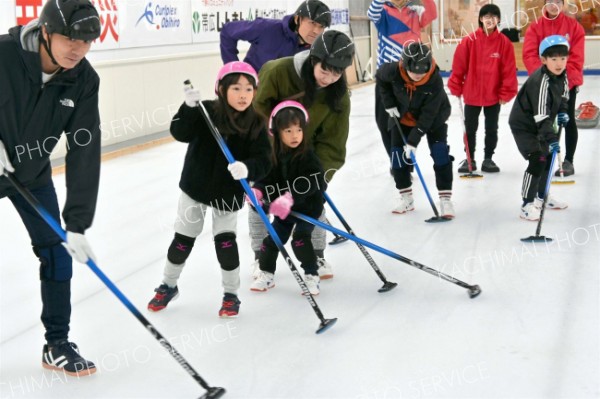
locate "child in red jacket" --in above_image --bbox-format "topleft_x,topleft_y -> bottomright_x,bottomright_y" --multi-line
448,4 -> 518,173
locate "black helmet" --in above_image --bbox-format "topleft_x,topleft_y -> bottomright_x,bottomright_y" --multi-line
401,42 -> 432,74
310,30 -> 355,69
39,0 -> 101,41
295,0 -> 331,28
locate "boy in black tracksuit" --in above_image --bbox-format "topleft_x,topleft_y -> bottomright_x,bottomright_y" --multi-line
509,35 -> 570,221
376,42 -> 454,218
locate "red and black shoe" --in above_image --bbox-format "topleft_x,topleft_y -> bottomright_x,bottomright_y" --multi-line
148,284 -> 179,312
218,293 -> 241,318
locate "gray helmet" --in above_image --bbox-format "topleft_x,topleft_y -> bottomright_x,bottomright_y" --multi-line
39,0 -> 101,41
310,30 -> 355,69
295,0 -> 331,28
401,42 -> 432,74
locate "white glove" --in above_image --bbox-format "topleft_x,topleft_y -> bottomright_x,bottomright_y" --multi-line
403,144 -> 416,159
385,107 -> 400,118
227,161 -> 249,180
63,232 -> 97,264
184,86 -> 201,108
0,139 -> 15,175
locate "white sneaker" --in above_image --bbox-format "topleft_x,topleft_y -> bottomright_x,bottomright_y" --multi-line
250,271 -> 275,292
317,257 -> 333,279
392,190 -> 414,214
547,195 -> 568,209
534,196 -> 568,210
520,202 -> 540,221
303,274 -> 320,296
250,259 -> 260,280
439,197 -> 455,219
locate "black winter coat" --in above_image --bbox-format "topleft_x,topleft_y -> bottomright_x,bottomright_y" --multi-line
170,100 -> 271,211
509,65 -> 568,152
0,26 -> 101,233
254,148 -> 325,219
376,63 -> 451,146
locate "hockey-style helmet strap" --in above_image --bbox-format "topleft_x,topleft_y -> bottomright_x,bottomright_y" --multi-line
269,100 -> 309,133
295,0 -> 331,27
214,61 -> 259,94
539,34 -> 570,56
39,0 -> 100,41
402,42 -> 432,74
310,30 -> 355,69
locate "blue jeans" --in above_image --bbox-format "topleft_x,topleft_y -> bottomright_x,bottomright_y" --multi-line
8,180 -> 72,343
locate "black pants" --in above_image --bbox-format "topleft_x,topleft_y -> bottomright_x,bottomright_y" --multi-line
564,87 -> 578,164
390,122 -> 453,191
8,181 -> 72,344
463,103 -> 501,160
259,217 -> 318,276
375,83 -> 392,159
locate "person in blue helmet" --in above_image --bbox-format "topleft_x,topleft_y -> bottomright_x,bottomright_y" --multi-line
509,35 -> 570,221
220,0 -> 331,72
0,0 -> 101,377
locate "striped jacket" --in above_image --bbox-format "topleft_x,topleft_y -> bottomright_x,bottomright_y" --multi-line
509,65 -> 569,147
367,0 -> 437,67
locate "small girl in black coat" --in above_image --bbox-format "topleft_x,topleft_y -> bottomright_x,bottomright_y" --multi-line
147,61 -> 272,317
249,101 -> 326,296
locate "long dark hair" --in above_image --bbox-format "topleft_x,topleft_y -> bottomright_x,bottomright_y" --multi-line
213,73 -> 265,139
300,55 -> 348,112
271,107 -> 309,166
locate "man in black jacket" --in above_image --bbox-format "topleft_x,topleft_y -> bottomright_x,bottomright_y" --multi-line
0,0 -> 101,376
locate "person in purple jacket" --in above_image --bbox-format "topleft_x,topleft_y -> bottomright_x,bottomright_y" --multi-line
220,0 -> 331,72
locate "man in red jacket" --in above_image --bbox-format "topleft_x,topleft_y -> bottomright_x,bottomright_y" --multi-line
522,0 -> 585,176
448,4 -> 518,173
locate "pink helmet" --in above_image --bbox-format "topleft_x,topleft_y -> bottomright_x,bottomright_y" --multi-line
269,100 -> 309,135
214,61 -> 259,94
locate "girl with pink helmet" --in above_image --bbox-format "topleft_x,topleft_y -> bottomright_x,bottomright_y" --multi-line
147,61 -> 272,318
247,101 -> 326,296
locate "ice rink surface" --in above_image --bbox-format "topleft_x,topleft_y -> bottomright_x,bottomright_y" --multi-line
1,77 -> 599,399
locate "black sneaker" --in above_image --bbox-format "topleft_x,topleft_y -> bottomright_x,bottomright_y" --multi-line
42,341 -> 96,377
148,284 -> 179,312
481,159 -> 500,173
458,159 -> 476,173
219,293 -> 241,318
555,160 -> 574,177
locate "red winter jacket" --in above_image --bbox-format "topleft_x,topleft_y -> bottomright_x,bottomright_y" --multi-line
448,28 -> 518,106
522,11 -> 585,89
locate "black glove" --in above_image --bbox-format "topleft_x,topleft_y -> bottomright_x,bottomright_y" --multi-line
406,127 -> 425,147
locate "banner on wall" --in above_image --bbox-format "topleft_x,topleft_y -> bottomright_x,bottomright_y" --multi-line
15,0 -> 43,26
91,0 -> 119,49
118,0 -> 192,48
190,0 -> 296,43
0,0 -> 350,50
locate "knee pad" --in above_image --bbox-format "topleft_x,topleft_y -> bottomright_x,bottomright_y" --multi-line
291,232 -> 317,265
431,142 -> 451,167
214,232 -> 239,271
390,146 -> 410,169
167,233 -> 196,265
526,151 -> 546,176
34,243 -> 72,281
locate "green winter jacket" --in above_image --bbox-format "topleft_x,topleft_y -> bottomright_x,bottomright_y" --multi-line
254,51 -> 351,181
